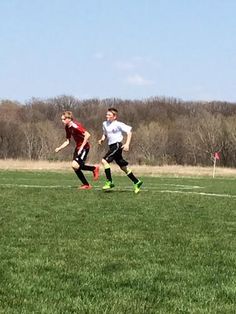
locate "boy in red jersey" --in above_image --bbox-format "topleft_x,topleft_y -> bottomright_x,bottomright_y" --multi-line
55,111 -> 99,189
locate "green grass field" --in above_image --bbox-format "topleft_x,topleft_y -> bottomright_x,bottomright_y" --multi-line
0,170 -> 235,313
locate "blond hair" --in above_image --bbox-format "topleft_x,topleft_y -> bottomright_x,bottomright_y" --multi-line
62,111 -> 74,120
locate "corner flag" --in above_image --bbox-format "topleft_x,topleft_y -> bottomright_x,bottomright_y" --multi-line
214,152 -> 220,160
212,151 -> 220,178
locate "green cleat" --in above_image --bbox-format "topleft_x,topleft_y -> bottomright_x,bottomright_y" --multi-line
134,180 -> 143,194
102,181 -> 115,190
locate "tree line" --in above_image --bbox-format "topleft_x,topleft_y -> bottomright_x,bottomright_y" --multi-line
1,95 -> 236,167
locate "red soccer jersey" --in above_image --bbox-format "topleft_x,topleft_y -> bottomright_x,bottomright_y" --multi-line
65,120 -> 90,149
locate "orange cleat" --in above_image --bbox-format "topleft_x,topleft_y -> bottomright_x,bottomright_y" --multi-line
93,165 -> 100,181
79,184 -> 92,190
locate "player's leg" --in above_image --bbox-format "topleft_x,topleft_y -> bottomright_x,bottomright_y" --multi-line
101,144 -> 121,190
101,158 -> 115,190
79,148 -> 100,181
120,165 -> 143,193
72,149 -> 91,189
116,151 -> 143,193
82,164 -> 100,180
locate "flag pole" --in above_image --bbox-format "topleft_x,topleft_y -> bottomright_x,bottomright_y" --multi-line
212,151 -> 220,178
212,156 -> 216,178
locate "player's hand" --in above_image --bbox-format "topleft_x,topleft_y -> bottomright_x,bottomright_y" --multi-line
55,147 -> 60,153
122,143 -> 129,151
77,148 -> 83,155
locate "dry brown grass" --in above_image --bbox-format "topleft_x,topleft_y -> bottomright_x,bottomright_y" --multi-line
0,159 -> 71,171
0,159 -> 236,177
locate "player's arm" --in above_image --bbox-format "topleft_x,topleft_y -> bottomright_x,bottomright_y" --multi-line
122,131 -> 132,151
98,134 -> 106,145
119,122 -> 132,151
98,124 -> 107,145
55,139 -> 70,153
77,131 -> 90,154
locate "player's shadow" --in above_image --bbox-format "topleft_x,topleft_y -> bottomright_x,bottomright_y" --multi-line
101,189 -> 133,193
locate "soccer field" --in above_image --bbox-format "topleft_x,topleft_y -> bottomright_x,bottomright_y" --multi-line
0,171 -> 235,313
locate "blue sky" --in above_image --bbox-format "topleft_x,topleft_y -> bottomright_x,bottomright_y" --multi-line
0,0 -> 236,103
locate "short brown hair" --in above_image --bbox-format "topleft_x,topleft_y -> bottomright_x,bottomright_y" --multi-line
108,108 -> 118,115
62,111 -> 74,120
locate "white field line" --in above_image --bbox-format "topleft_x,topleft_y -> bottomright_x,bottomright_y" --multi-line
0,183 -> 202,189
0,183 -> 201,190
160,190 -> 236,198
0,183 -> 236,198
158,184 -> 203,189
0,183 -> 73,189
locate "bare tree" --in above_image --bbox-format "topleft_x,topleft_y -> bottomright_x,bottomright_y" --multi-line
133,122 -> 168,165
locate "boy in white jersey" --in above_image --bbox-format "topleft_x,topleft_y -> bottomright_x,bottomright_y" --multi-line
98,108 -> 143,193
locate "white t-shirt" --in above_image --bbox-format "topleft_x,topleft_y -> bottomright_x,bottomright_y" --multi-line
102,120 -> 132,145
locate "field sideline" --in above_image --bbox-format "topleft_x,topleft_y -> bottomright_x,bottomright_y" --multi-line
0,170 -> 235,313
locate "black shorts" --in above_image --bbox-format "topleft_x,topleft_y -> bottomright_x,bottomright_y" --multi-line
103,142 -> 128,167
73,147 -> 89,166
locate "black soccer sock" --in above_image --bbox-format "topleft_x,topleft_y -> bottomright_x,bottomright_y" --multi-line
74,169 -> 89,185
81,165 -> 95,171
127,171 -> 139,184
104,166 -> 112,182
